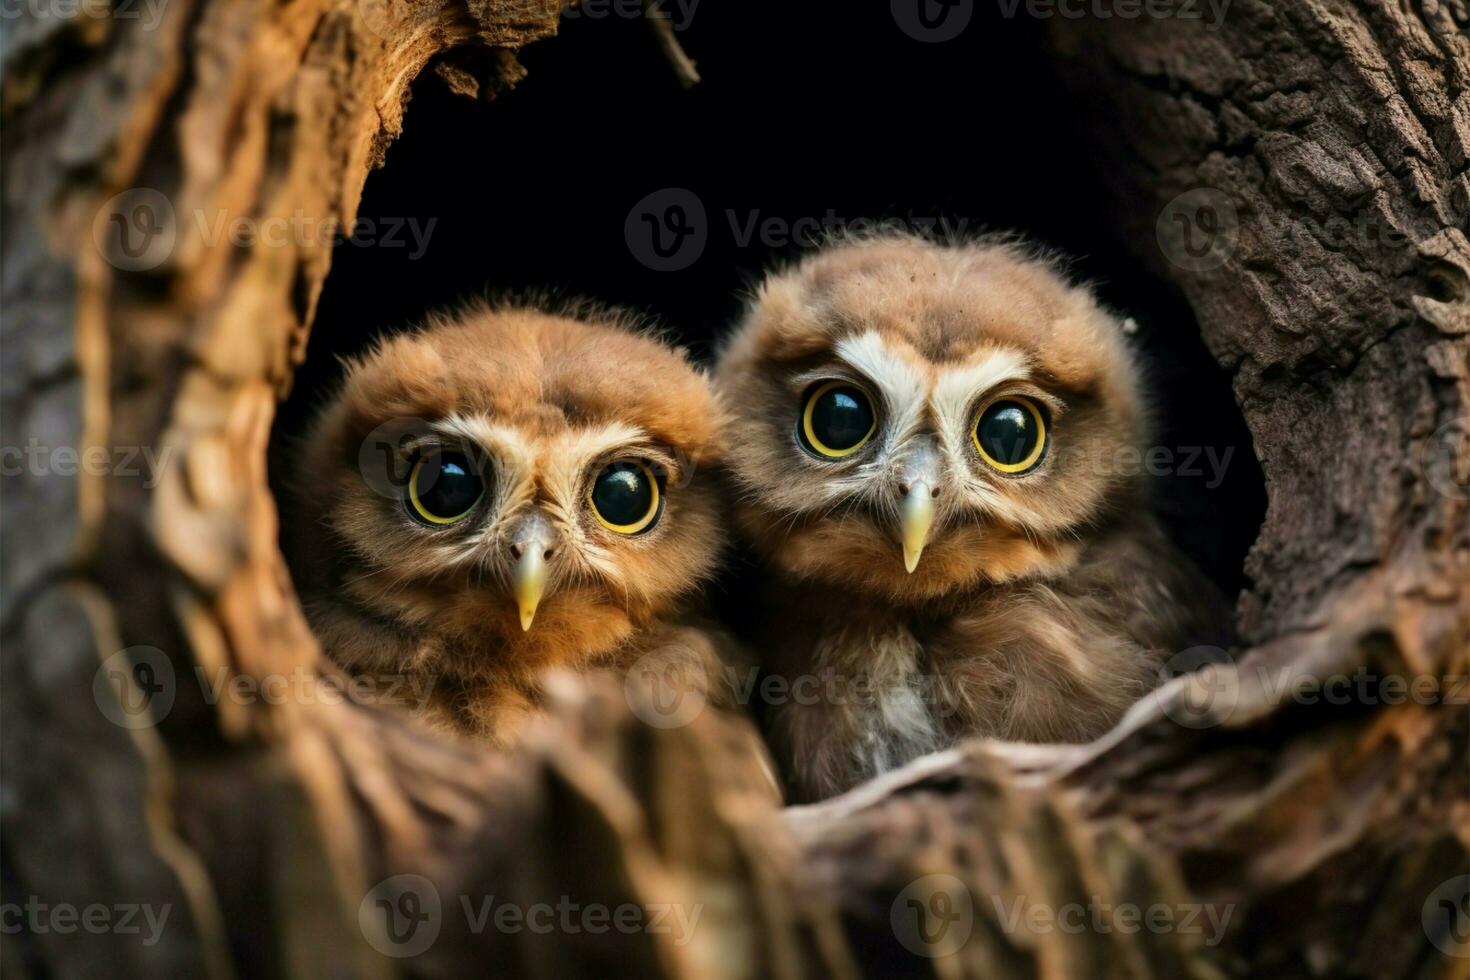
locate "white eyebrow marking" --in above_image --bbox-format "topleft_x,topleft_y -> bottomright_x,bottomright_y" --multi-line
434,415 -> 655,588
436,413 -> 650,515
931,348 -> 1029,453
834,331 -> 928,441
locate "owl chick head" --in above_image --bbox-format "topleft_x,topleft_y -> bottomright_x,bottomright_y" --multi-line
715,236 -> 1149,603
296,303 -> 726,682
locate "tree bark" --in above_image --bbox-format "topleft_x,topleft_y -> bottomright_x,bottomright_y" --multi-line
1,1 -> 1465,978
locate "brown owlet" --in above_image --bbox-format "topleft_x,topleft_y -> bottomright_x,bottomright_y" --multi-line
283,303 -> 737,745
714,237 -> 1232,801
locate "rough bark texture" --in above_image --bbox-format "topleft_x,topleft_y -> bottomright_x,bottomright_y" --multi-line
1,1 -> 1466,978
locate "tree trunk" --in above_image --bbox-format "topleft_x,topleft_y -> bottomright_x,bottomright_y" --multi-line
2,1 -> 1465,978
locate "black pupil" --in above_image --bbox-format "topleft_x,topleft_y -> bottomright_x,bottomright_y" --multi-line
593,464 -> 653,527
810,386 -> 873,451
413,452 -> 482,518
977,402 -> 1040,466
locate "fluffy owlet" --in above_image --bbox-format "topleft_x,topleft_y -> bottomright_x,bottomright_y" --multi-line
715,237 -> 1232,801
284,303 -> 736,744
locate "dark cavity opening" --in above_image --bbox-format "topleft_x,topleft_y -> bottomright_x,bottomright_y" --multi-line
271,0 -> 1266,602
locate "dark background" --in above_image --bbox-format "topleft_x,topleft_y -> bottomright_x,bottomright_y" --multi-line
272,0 -> 1265,599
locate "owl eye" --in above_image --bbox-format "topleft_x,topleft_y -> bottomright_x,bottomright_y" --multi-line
589,461 -> 662,535
973,397 -> 1048,473
799,381 -> 877,458
406,450 -> 484,525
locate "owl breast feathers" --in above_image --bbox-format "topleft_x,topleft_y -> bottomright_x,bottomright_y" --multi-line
284,304 -> 738,744
713,237 -> 1232,801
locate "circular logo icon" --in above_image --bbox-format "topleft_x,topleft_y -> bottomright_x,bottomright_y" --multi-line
359,874 -> 442,958
890,873 -> 973,958
355,0 -> 397,40
890,0 -> 973,42
624,187 -> 707,272
356,417 -> 440,500
1417,416 -> 1469,502
624,646 -> 709,730
1156,188 -> 1239,272
93,646 -> 176,729
1158,645 -> 1239,729
1423,874 -> 1470,959
93,188 -> 177,272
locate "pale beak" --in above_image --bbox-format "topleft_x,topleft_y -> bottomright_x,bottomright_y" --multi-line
901,483 -> 934,574
508,512 -> 555,631
897,437 -> 942,574
513,547 -> 546,632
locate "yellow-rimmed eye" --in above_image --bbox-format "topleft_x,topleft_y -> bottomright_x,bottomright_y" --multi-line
588,461 -> 662,535
799,381 -> 876,458
973,397 -> 1047,473
406,451 -> 484,524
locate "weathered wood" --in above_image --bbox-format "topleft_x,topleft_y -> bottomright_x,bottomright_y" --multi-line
2,0 -> 561,974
